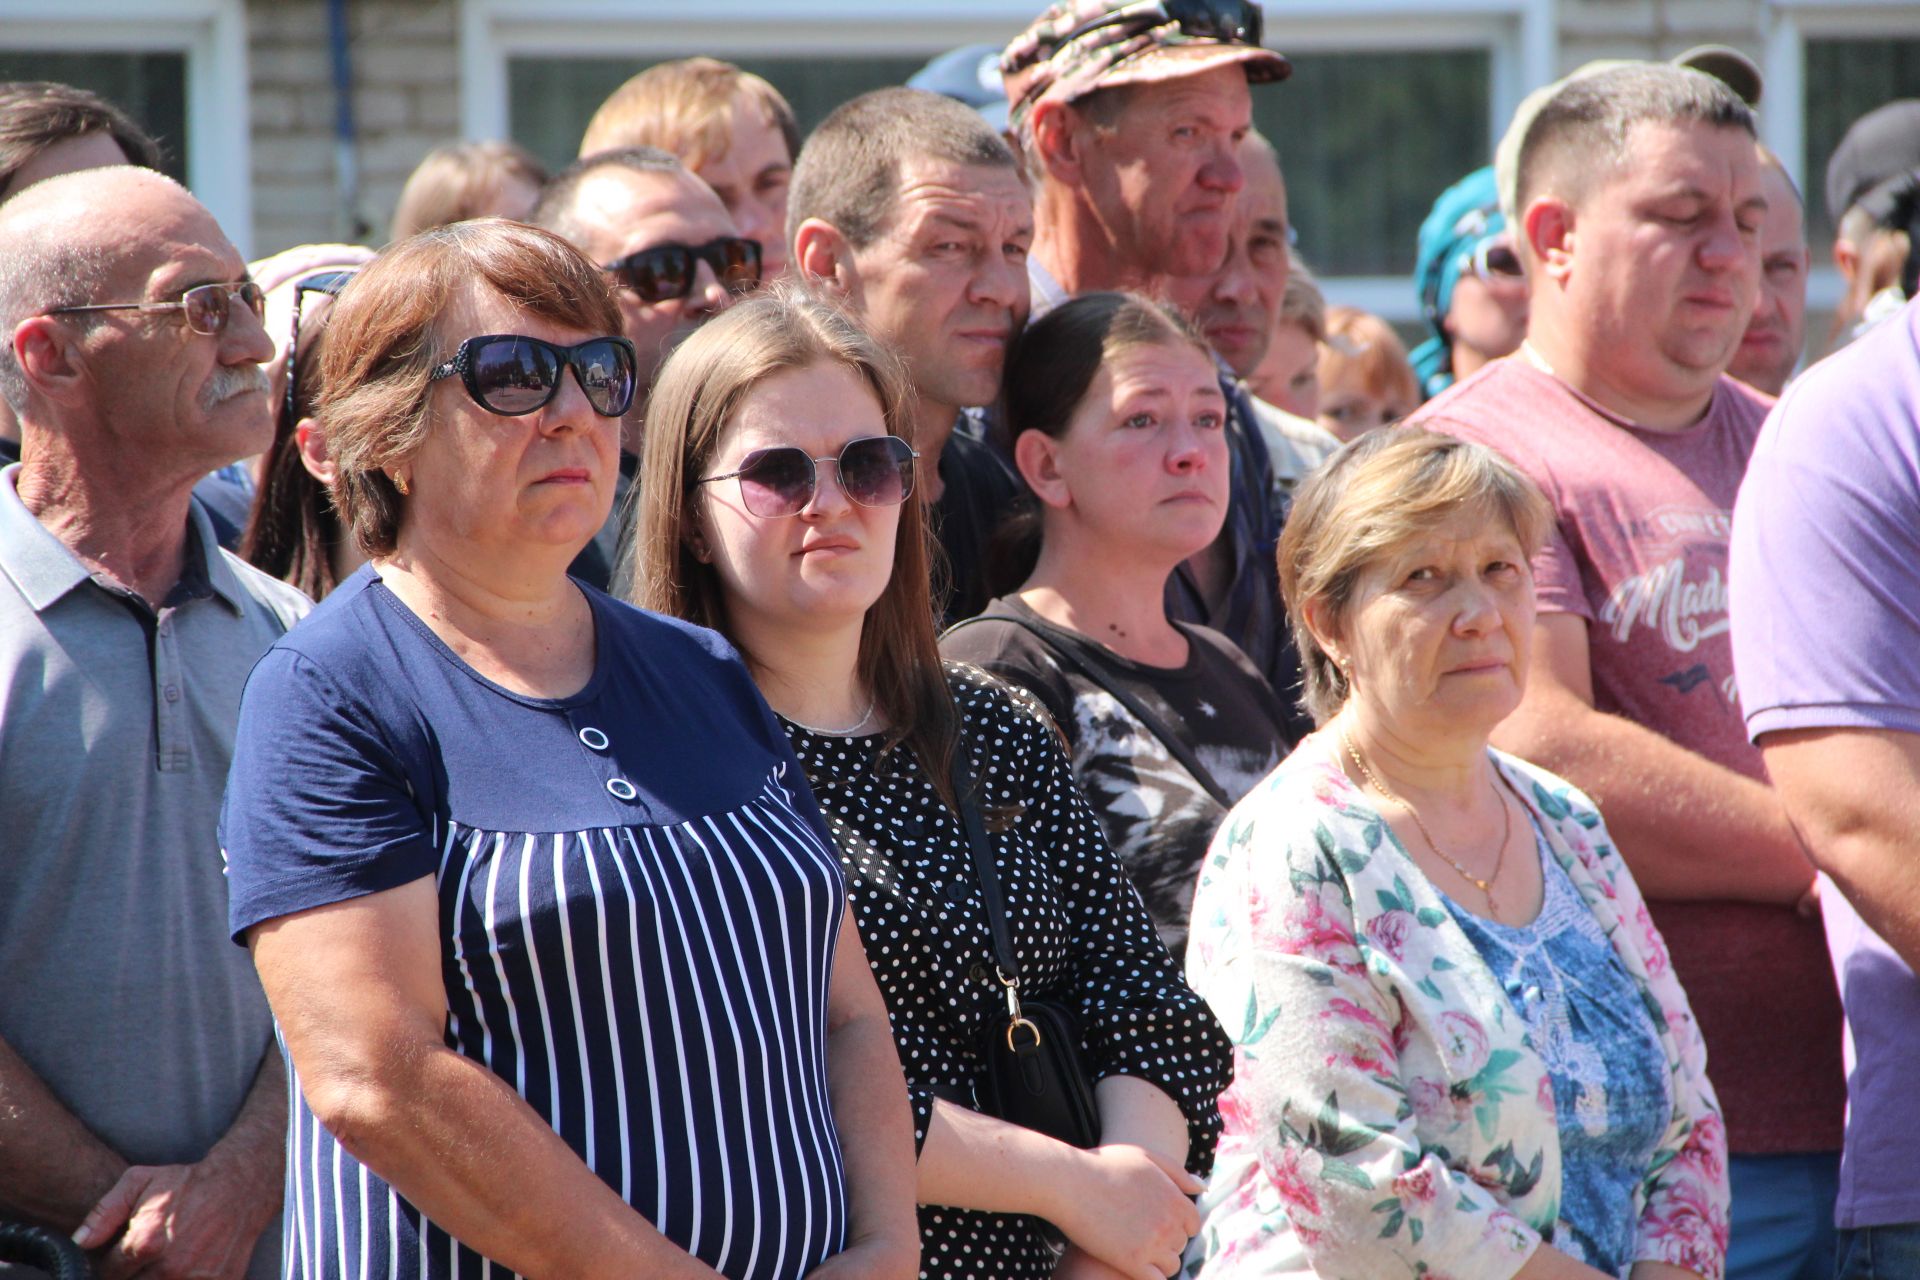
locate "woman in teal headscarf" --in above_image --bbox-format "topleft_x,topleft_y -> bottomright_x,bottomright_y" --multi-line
1410,166 -> 1530,400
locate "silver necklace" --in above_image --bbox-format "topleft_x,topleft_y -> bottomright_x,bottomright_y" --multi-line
785,697 -> 877,736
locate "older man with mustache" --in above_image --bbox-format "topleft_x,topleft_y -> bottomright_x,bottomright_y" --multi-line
0,166 -> 306,1280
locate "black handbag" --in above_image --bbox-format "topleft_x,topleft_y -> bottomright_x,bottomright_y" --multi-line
950,730 -> 1102,1150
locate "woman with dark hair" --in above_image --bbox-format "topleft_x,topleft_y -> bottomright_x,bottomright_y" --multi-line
941,292 -> 1294,964
626,285 -> 1230,1280
220,221 -> 918,1280
239,263 -> 363,599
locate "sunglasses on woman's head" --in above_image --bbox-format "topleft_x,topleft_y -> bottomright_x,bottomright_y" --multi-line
602,237 -> 763,305
428,334 -> 638,418
283,269 -> 356,429
695,435 -> 918,518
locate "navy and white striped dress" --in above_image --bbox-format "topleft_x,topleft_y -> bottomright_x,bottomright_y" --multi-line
221,567 -> 849,1279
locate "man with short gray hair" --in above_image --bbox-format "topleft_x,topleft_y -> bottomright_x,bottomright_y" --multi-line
789,86 -> 1030,622
0,166 -> 302,1279
1412,62 -> 1843,1278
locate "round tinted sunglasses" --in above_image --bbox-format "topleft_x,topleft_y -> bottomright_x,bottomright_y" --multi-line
428,334 -> 638,418
45,280 -> 266,336
602,237 -> 762,305
696,435 -> 918,518
1470,235 -> 1523,281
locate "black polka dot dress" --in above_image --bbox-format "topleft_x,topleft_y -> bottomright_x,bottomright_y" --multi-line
780,664 -> 1232,1279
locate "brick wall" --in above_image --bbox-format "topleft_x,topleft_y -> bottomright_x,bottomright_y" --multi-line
248,0 -> 459,256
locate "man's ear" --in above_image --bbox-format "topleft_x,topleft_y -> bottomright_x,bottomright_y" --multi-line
1523,195 -> 1575,287
11,316 -> 91,410
1013,428 -> 1072,510
1027,101 -> 1084,187
793,218 -> 862,304
1833,236 -> 1860,283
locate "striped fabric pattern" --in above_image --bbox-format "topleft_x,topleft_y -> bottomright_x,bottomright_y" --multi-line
277,769 -> 849,1280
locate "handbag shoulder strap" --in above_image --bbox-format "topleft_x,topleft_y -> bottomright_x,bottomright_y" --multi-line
948,723 -> 1021,985
945,611 -> 1235,809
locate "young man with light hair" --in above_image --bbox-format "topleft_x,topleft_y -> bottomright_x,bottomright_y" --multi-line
1412,63 -> 1843,1279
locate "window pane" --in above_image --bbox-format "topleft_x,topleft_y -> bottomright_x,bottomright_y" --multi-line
0,51 -> 188,183
1804,37 -> 1920,246
510,54 -> 929,173
1255,49 -> 1490,279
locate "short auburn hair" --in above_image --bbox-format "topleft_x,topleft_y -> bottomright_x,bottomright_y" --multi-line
318,219 -> 622,558
0,80 -> 162,199
388,140 -> 549,241
579,57 -> 798,169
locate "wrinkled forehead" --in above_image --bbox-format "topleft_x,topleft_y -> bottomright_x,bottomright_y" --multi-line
886,158 -> 1032,232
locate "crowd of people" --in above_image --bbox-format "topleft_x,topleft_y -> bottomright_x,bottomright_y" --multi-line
2,2 -> 1919,1278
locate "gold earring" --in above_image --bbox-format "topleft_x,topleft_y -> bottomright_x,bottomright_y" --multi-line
393,473 -> 410,496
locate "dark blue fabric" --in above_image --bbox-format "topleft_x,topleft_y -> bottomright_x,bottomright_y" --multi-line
221,566 -> 850,1279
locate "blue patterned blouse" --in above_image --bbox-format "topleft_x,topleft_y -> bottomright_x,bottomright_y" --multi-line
1445,817 -> 1673,1278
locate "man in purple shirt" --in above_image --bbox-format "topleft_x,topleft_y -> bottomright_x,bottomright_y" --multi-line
1730,295 -> 1920,1279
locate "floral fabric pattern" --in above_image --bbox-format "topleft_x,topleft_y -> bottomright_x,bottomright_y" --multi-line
1182,733 -> 1728,1279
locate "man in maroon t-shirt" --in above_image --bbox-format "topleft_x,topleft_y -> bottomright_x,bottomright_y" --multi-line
1412,62 -> 1844,1278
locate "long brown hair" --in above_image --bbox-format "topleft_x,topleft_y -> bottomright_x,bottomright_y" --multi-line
627,285 -> 961,812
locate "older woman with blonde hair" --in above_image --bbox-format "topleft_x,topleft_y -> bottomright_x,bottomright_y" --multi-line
627,285 -> 1230,1280
219,219 -> 918,1280
1184,428 -> 1728,1280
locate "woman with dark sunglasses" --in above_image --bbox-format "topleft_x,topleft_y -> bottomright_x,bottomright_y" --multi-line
220,220 -> 919,1280
627,285 -> 1230,1280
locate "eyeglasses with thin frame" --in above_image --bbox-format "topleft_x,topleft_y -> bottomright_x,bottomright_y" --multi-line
44,280 -> 267,337
283,270 -> 355,430
1470,235 -> 1523,282
695,435 -> 919,518
602,237 -> 763,305
428,333 -> 639,419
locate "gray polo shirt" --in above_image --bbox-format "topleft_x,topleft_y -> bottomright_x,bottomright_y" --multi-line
0,465 -> 306,1274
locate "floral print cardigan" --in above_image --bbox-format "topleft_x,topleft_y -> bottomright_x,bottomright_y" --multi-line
1183,734 -> 1728,1279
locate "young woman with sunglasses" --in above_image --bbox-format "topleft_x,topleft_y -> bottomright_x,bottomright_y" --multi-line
221,220 -> 920,1280
941,293 -> 1295,965
627,286 -> 1230,1280
240,247 -> 372,599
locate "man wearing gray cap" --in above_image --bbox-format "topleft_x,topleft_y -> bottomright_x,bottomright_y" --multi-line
1825,100 -> 1920,343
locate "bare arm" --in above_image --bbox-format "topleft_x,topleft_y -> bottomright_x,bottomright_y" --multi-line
1762,726 -> 1920,970
250,877 -> 721,1280
1492,614 -> 1812,904
803,912 -> 919,1280
0,1034 -> 124,1228
75,1048 -> 285,1280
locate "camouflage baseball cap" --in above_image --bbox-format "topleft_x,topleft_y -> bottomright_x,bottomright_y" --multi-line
1001,0 -> 1289,138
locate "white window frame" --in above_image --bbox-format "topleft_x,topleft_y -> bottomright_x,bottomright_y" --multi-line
4,0 -> 252,255
1763,0 -> 1920,313
460,0 -> 1555,324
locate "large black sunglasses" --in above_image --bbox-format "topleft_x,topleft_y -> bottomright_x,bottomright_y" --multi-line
283,269 -> 355,430
602,237 -> 763,305
428,334 -> 638,419
1058,0 -> 1263,52
695,435 -> 918,518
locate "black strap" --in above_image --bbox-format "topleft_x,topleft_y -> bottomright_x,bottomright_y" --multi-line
949,726 -> 1021,985
946,613 -> 1235,809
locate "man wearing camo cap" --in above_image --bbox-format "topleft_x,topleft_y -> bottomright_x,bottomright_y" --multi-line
1002,0 -> 1289,312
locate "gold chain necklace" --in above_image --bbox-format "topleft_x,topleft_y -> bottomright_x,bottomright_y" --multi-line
1341,731 -> 1512,906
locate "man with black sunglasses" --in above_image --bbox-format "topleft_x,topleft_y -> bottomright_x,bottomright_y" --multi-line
533,145 -> 754,589
0,166 -> 302,1279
